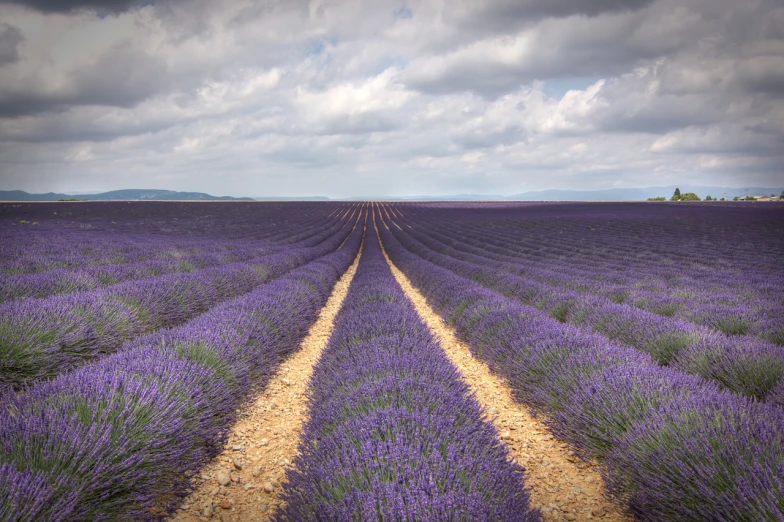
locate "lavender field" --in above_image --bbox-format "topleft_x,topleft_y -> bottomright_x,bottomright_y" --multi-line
1,200 -> 783,521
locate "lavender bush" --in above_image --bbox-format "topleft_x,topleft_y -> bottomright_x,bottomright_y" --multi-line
0,209 -> 352,303
389,203 -> 783,344
671,336 -> 784,400
0,202 -> 350,274
607,395 -> 784,520
381,213 -> 784,401
0,215 -> 354,391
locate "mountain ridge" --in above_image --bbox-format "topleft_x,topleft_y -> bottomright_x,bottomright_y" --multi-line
2,186 -> 781,202
0,189 -> 255,201
349,185 -> 783,201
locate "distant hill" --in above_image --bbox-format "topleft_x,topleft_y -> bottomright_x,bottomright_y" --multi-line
3,186 -> 781,202
355,186 -> 784,201
503,186 -> 784,201
0,189 -> 254,201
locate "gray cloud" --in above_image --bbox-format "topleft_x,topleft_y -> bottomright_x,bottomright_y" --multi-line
446,0 -> 657,33
0,23 -> 23,66
0,0 -> 782,196
0,0 -> 142,14
737,56 -> 784,97
403,5 -> 699,98
405,0 -> 784,100
0,41 -> 169,117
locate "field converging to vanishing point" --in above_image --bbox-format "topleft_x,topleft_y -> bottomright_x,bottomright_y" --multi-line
1,201 -> 783,521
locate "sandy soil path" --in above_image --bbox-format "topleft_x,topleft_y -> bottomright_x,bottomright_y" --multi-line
380,235 -> 630,522
168,246 -> 362,522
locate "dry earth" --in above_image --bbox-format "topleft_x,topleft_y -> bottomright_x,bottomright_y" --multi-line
379,229 -> 631,522
168,245 -> 363,522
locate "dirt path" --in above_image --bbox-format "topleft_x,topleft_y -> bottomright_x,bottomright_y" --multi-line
379,238 -> 630,522
169,247 -> 362,522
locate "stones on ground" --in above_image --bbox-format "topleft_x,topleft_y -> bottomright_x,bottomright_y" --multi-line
233,459 -> 243,470
216,472 -> 231,486
500,430 -> 512,440
220,500 -> 232,510
263,482 -> 275,493
203,506 -> 213,517
280,378 -> 291,386
252,467 -> 262,477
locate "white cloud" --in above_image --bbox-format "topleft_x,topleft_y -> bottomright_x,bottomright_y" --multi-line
0,0 -> 782,196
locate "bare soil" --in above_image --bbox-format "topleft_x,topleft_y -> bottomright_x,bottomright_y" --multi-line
168,248 -> 362,522
381,239 -> 631,522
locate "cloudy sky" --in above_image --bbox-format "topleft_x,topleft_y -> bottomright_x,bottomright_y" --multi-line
0,0 -> 782,197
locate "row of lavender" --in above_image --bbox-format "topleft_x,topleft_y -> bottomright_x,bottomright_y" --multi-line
417,218 -> 784,343
377,209 -> 784,520
0,202 -> 358,274
390,206 -> 783,323
0,210 -> 358,391
0,205 -> 356,276
0,208 -> 356,302
382,206 -> 784,402
417,214 -> 781,303
0,220 -> 364,521
279,221 -> 539,521
390,203 -> 783,319
0,246 -> 270,303
391,203 -> 783,334
390,201 -> 782,283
